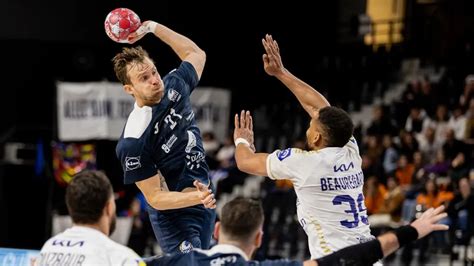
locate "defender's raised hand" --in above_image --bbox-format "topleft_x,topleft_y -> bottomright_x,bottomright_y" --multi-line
262,34 -> 284,77
234,110 -> 255,152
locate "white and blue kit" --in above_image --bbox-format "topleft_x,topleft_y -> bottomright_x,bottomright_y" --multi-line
116,61 -> 216,254
266,137 -> 374,259
38,226 -> 144,266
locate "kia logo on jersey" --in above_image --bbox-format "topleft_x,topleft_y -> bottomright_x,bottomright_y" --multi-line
125,156 -> 141,171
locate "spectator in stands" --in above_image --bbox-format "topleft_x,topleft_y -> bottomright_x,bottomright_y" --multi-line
460,74 -> 474,109
405,106 -> 430,136
395,155 -> 415,190
442,129 -> 466,161
378,176 -> 405,223
464,98 -> 474,144
424,149 -> 450,177
364,176 -> 387,215
417,126 -> 442,163
367,105 -> 397,137
447,178 -> 474,246
428,104 -> 450,144
415,178 -> 454,262
448,105 -> 467,140
382,134 -> 399,177
37,170 -> 143,265
398,130 -> 419,161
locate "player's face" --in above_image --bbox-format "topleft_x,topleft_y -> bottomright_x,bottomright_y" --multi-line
126,57 -> 164,106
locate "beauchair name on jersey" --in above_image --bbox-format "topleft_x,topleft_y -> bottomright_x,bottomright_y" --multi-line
320,170 -> 364,191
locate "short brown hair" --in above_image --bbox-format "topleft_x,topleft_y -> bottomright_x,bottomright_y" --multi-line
66,170 -> 113,224
220,197 -> 264,243
112,46 -> 150,85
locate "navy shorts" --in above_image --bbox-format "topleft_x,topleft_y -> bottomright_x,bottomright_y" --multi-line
147,203 -> 216,254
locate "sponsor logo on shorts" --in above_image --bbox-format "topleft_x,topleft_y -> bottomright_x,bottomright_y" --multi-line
179,240 -> 193,253
125,156 -> 141,171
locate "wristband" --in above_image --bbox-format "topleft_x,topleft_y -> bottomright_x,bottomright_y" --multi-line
234,138 -> 250,147
136,21 -> 158,35
394,225 -> 419,247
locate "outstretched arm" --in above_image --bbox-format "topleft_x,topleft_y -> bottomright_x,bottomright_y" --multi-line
233,110 -> 269,176
309,206 -> 449,266
262,34 -> 329,118
135,173 -> 216,210
129,21 -> 206,79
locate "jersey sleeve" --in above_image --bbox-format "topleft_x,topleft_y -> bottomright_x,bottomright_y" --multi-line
266,148 -> 309,183
166,61 -> 199,96
345,136 -> 360,156
116,138 -> 157,184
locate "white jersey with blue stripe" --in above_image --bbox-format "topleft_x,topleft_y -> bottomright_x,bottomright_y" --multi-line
266,137 -> 374,259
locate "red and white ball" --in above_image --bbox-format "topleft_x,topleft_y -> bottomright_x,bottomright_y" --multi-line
104,8 -> 141,43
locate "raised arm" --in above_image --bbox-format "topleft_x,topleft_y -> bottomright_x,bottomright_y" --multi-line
233,110 -> 269,176
310,206 -> 449,266
135,173 -> 216,211
129,20 -> 206,79
262,34 -> 329,118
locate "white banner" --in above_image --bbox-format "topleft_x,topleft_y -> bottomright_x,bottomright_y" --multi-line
57,81 -> 134,141
58,83 -> 231,142
190,87 -> 231,142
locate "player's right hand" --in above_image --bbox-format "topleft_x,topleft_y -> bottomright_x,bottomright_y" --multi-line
128,20 -> 155,44
194,180 -> 216,209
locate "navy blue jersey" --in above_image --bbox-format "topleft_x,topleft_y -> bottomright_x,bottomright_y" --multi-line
146,250 -> 303,266
116,61 -> 209,191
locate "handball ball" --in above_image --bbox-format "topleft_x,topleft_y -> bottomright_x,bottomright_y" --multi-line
104,8 -> 141,43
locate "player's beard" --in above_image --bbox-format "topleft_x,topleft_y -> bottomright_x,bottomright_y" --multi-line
109,214 -> 117,236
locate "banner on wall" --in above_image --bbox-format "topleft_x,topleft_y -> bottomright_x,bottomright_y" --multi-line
58,82 -> 231,142
190,87 -> 231,142
57,81 -> 134,141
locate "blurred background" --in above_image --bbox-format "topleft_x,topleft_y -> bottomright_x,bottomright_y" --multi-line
0,0 -> 473,265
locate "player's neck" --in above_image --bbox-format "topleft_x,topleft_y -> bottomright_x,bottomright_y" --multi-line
74,222 -> 108,236
218,239 -> 254,260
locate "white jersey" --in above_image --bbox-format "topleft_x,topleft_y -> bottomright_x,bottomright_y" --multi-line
266,137 -> 374,259
37,226 -> 144,266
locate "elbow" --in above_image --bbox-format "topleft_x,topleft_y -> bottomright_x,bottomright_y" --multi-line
196,48 -> 206,63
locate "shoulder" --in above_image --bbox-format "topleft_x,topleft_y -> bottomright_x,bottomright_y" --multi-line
104,239 -> 143,265
123,104 -> 153,139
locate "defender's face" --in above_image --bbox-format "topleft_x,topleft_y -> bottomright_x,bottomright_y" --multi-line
126,57 -> 164,106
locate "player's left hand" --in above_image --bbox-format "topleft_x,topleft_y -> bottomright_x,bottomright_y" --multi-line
193,180 -> 216,209
234,110 -> 255,152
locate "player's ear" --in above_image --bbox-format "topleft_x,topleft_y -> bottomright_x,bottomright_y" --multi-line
123,84 -> 134,96
311,131 -> 321,147
255,229 -> 263,248
213,221 -> 221,241
105,197 -> 114,217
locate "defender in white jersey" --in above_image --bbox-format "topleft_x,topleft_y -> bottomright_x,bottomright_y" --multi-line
37,170 -> 144,266
233,34 -> 374,259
